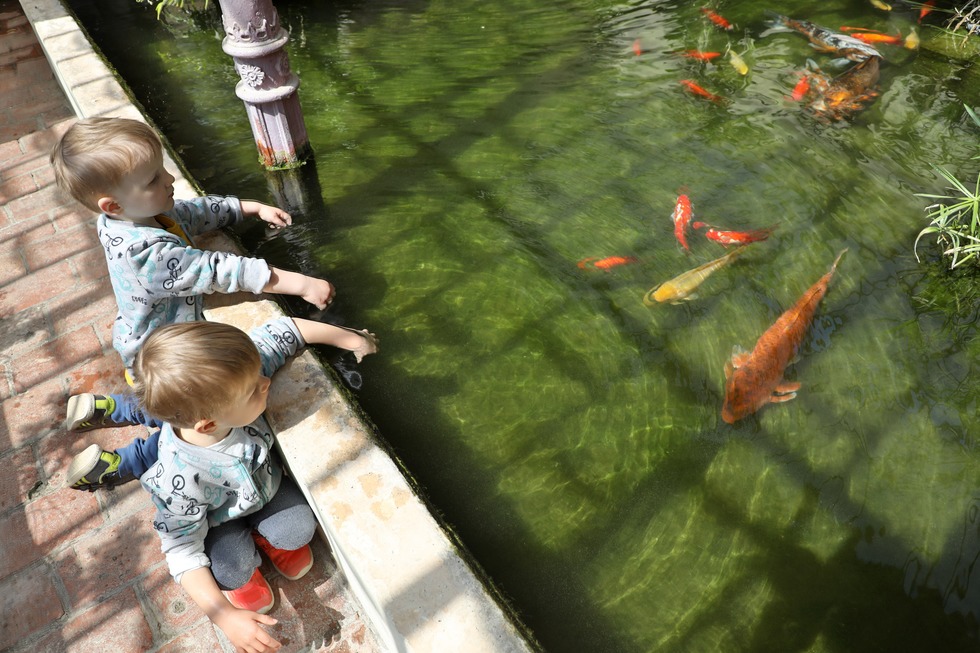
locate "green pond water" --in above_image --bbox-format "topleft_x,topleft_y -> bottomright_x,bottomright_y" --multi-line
69,0 -> 980,650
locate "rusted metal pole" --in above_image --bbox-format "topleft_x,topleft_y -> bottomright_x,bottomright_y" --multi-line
216,0 -> 312,169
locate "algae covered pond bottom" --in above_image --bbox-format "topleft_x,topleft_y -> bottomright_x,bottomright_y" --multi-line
70,0 -> 980,649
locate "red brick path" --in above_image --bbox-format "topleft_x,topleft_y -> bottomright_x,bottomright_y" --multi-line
0,2 -> 373,650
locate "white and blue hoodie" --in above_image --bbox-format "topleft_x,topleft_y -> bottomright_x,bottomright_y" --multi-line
97,195 -> 272,370
140,317 -> 305,582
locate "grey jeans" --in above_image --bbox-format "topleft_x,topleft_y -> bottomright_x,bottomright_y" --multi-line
204,474 -> 317,590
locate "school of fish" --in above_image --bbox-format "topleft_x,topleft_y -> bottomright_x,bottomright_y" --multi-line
607,4 -> 937,420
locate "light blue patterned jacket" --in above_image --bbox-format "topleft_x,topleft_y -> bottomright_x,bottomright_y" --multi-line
141,317 -> 306,582
96,195 -> 271,370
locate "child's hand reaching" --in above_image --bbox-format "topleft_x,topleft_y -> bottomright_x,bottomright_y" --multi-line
265,268 -> 335,310
301,277 -> 335,310
241,200 -> 292,229
213,607 -> 281,652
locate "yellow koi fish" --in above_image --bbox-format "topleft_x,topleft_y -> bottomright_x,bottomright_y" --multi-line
870,0 -> 892,10
905,27 -> 920,50
729,48 -> 749,75
643,246 -> 747,306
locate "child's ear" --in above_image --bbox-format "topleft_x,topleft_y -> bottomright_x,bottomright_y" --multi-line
97,196 -> 123,216
195,418 -> 217,434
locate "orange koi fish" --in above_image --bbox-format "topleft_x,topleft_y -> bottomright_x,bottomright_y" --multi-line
919,0 -> 936,23
577,255 -> 639,270
644,246 -> 747,305
693,221 -> 775,246
671,194 -> 693,251
632,39 -> 651,56
788,72 -> 812,101
721,250 -> 846,423
677,50 -> 723,61
680,79 -> 724,103
701,8 -> 734,31
841,29 -> 904,45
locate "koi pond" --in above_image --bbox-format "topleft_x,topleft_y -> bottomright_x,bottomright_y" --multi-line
69,0 -> 980,649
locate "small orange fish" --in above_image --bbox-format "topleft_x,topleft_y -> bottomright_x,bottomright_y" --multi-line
672,194 -> 693,251
919,0 -> 936,23
693,221 -> 775,246
677,50 -> 723,61
577,255 -> 638,270
701,8 -> 734,31
632,39 -> 650,56
788,72 -> 812,101
680,79 -> 724,103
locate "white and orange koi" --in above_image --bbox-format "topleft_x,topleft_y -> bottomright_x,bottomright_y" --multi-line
671,193 -> 693,251
693,221 -> 775,246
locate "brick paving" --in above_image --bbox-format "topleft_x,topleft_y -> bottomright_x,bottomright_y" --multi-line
0,2 -> 377,651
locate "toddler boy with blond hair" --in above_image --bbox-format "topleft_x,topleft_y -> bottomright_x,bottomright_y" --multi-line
51,117 -> 376,491
133,317 -> 344,652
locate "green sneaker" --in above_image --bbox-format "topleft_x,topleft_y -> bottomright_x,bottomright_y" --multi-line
65,444 -> 134,491
65,394 -> 135,432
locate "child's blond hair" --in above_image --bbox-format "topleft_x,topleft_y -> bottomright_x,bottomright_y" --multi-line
132,322 -> 261,428
50,117 -> 163,212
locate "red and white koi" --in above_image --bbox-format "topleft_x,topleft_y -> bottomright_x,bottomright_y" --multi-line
693,221 -> 775,246
671,194 -> 693,251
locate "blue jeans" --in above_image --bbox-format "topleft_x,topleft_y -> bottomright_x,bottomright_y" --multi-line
110,392 -> 163,479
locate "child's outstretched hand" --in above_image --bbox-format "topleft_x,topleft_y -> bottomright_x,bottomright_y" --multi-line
213,607 -> 281,652
301,277 -> 335,310
265,269 -> 335,309
241,200 -> 292,229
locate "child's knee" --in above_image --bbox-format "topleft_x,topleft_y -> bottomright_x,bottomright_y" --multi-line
259,504 -> 316,551
210,550 -> 261,590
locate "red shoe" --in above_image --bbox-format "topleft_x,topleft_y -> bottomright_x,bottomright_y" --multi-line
223,567 -> 274,614
252,532 -> 314,580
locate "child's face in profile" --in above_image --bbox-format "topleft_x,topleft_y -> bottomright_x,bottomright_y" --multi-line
109,151 -> 175,219
213,372 -> 273,430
